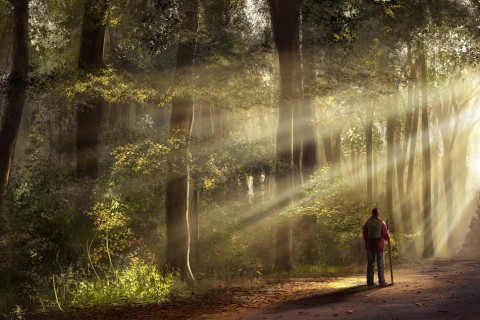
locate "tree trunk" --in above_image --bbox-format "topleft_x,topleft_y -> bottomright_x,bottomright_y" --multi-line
419,51 -> 434,258
268,0 -> 303,271
298,11 -> 318,264
453,89 -> 480,249
190,187 -> 200,266
366,102 -> 374,205
332,130 -> 341,165
407,82 -> 420,233
436,82 -> 458,253
165,0 -> 198,286
402,58 -> 416,233
75,0 -> 109,179
0,0 -> 28,215
322,133 -> 334,166
386,97 -> 396,230
393,96 -> 407,230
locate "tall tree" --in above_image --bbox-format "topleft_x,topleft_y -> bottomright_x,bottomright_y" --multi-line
385,96 -> 396,227
298,3 -> 318,263
300,5 -> 318,182
419,50 -> 434,257
0,0 -> 29,214
165,0 -> 199,285
406,78 -> 420,225
436,81 -> 459,252
268,0 -> 303,271
402,49 -> 418,234
366,102 -> 374,205
76,0 -> 109,178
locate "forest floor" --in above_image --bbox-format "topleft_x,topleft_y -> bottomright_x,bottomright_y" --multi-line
25,258 -> 480,320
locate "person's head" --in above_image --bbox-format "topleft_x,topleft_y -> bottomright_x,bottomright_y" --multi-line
372,208 -> 379,216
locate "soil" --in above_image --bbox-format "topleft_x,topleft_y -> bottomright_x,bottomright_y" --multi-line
24,259 -> 480,320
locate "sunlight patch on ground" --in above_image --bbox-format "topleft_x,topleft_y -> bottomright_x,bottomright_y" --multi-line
323,277 -> 365,289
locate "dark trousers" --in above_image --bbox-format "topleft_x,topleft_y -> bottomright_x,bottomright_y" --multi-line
367,251 -> 386,285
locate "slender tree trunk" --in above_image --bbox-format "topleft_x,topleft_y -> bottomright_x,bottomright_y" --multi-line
190,187 -> 200,265
407,82 -> 420,232
300,106 -> 317,179
419,51 -> 434,257
298,12 -> 318,264
199,104 -> 214,137
213,107 -> 224,138
436,82 -> 458,253
0,0 -> 28,215
366,102 -> 374,205
396,118 -> 407,224
332,131 -> 341,165
386,97 -> 396,230
453,91 -> 480,249
402,59 -> 416,233
299,40 -> 317,180
322,133 -> 334,166
268,0 -> 303,271
394,96 -> 407,230
75,0 -> 109,179
165,0 -> 198,286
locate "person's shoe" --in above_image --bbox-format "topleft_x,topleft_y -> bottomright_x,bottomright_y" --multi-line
367,283 -> 375,287
379,282 -> 388,287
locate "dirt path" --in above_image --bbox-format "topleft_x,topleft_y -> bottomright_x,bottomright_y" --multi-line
236,259 -> 480,320
25,259 -> 480,320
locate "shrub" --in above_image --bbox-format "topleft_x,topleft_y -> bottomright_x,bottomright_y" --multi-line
55,258 -> 175,308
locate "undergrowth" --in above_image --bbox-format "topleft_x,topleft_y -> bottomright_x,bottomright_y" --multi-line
52,258 -> 175,310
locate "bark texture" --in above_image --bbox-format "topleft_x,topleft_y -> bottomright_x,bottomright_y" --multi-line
366,103 -> 374,205
165,0 -> 198,286
298,10 -> 318,263
419,51 -> 434,257
386,97 -> 396,230
268,0 -> 303,271
0,0 -> 29,214
75,0 -> 109,179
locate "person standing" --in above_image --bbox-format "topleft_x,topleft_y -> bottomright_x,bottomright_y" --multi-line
362,208 -> 390,286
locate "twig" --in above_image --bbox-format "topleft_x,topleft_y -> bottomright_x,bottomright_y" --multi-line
52,275 -> 64,312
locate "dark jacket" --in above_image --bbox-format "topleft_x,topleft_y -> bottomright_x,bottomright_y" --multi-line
362,216 -> 390,253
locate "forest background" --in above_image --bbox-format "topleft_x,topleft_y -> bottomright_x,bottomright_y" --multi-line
1,0 -> 480,317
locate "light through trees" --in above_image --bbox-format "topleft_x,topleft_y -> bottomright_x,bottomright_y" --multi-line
1,0 -> 480,312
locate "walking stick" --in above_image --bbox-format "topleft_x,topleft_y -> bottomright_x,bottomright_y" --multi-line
386,219 -> 394,284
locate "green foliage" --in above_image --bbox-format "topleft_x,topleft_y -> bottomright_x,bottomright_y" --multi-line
112,140 -> 171,175
0,152 -> 83,315
66,67 -> 168,105
192,138 -> 274,193
293,168 -> 370,265
197,229 -> 266,280
3,0 -> 480,315
343,126 -> 366,153
84,200 -> 133,271
64,258 -> 175,307
106,0 -> 180,68
29,0 -> 84,69
196,203 -> 271,280
4,161 -> 78,272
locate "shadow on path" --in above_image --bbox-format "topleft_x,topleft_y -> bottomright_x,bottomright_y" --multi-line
267,285 -> 381,314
